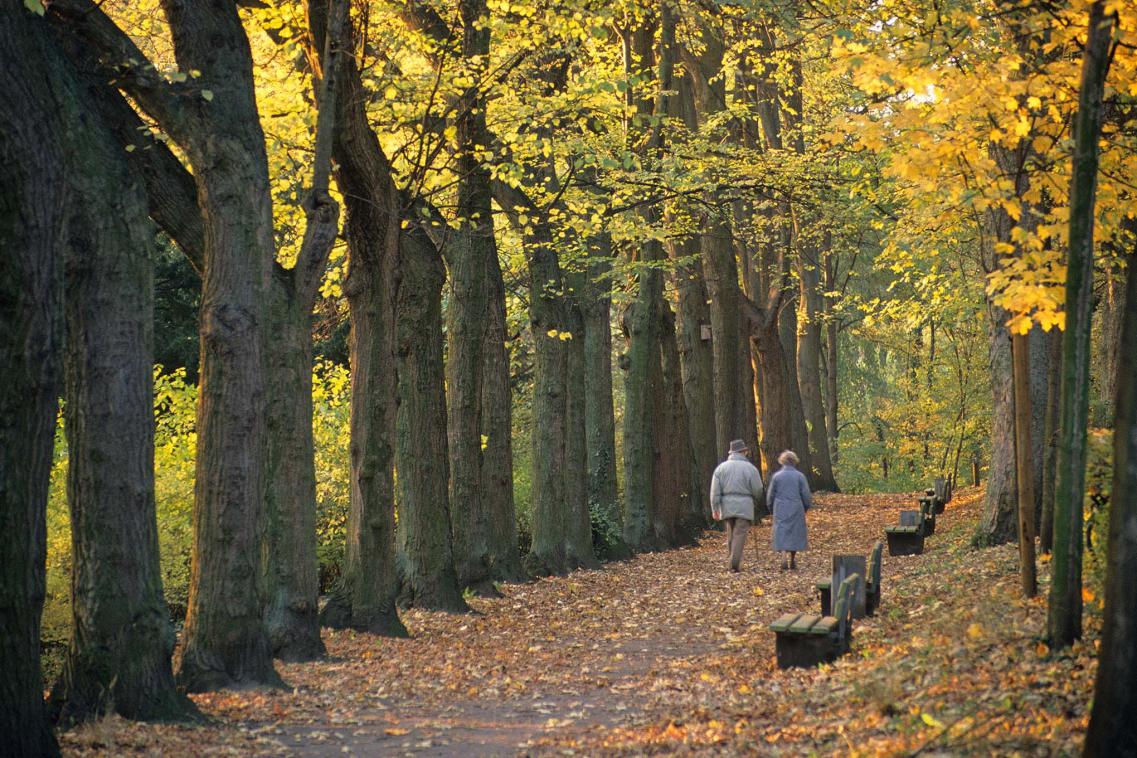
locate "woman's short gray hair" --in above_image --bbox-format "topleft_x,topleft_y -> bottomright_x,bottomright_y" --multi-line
778,450 -> 800,466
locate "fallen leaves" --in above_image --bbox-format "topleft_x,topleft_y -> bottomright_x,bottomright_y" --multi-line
57,486 -> 1100,757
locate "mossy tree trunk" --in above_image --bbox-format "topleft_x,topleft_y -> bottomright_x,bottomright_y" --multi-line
48,44 -> 194,722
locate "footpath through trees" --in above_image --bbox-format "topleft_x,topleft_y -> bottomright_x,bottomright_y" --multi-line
60,489 -> 1096,756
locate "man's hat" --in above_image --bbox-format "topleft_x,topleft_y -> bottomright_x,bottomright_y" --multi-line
729,439 -> 749,454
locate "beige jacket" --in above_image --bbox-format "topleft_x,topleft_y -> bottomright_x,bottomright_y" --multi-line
710,453 -> 765,521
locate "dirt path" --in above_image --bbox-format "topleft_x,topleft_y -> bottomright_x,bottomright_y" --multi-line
61,488 -> 1096,756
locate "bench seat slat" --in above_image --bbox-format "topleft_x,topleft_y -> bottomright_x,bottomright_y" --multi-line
789,614 -> 822,634
770,613 -> 802,633
816,580 -> 831,590
810,616 -> 839,635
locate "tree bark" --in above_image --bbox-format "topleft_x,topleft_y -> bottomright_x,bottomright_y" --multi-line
0,7 -> 67,753
979,301 -> 1019,545
1012,332 -> 1037,597
797,240 -> 839,491
1050,0 -> 1115,649
1040,324 -> 1062,553
1084,242 -> 1137,756
656,303 -> 699,544
49,48 -> 194,721
315,25 -> 405,636
396,225 -> 468,612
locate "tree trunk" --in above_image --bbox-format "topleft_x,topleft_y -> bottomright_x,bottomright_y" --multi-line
563,304 -> 597,568
656,303 -> 698,544
317,41 -> 405,636
260,0 -> 348,661
525,222 -> 571,575
752,315 -> 797,473
580,230 -> 624,556
0,8 -> 67,752
152,0 -> 280,691
478,262 -> 523,583
396,226 -> 468,612
623,238 -> 664,551
1012,332 -> 1037,597
978,301 -> 1019,545
1040,327 -> 1061,553
1084,239 -> 1137,756
797,243 -> 838,491
778,291 -> 812,473
49,56 -> 192,722
1050,0 -> 1114,649
667,234 -> 717,522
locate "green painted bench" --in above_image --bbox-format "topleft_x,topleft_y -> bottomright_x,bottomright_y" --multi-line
865,540 -> 884,615
885,510 -> 925,555
816,555 -> 866,618
771,573 -> 860,669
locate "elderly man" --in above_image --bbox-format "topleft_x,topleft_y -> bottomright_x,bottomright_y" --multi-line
710,439 -> 765,572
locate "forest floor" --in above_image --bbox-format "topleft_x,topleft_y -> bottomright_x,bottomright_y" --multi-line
60,487 -> 1100,756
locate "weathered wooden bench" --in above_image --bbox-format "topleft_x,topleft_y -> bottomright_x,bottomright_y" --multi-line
885,510 -> 925,555
919,496 -> 937,536
816,554 -> 867,619
771,573 -> 860,669
865,540 -> 884,615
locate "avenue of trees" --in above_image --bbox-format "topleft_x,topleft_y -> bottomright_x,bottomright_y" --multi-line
1,0 -> 1136,754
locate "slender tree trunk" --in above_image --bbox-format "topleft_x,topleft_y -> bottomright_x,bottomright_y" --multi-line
261,0 -> 348,661
1041,327 -> 1061,553
1012,332 -> 1037,597
317,38 -> 405,636
778,291 -> 812,473
581,232 -> 624,556
49,57 -> 193,721
1084,244 -> 1137,756
564,303 -> 597,568
396,226 -> 468,612
0,8 -> 67,751
797,242 -> 838,491
1050,0 -> 1114,649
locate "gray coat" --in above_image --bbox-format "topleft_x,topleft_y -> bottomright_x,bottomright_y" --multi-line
710,453 -> 764,521
768,464 -> 812,551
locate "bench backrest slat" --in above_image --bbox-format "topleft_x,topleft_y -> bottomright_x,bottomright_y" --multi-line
899,509 -> 923,527
934,476 -> 947,504
832,573 -> 861,640
868,540 -> 884,589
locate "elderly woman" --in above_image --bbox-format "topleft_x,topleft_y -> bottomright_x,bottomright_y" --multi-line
767,450 -> 812,570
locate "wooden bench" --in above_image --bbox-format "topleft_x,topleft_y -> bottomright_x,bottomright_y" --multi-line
885,510 -> 925,555
816,554 -> 867,619
934,476 -> 952,514
865,540 -> 884,615
771,573 -> 860,669
919,496 -> 936,537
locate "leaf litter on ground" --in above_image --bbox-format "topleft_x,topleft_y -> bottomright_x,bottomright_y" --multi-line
60,487 -> 1098,756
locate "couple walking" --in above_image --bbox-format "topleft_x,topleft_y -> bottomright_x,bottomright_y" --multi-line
709,439 -> 812,572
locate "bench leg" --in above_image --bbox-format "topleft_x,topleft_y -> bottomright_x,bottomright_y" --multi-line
775,633 -> 841,669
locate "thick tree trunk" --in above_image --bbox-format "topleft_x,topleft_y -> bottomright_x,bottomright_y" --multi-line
1012,332 -> 1037,597
656,304 -> 699,544
1050,0 -> 1114,649
479,256 -> 523,583
797,246 -> 838,491
752,316 -> 797,473
703,221 -> 745,453
1028,325 -> 1054,526
1084,242 -> 1137,756
0,8 -> 67,752
778,293 -> 812,473
668,235 -> 717,523
979,302 -> 1019,545
49,59 -> 192,722
623,240 -> 664,551
128,0 -> 280,691
317,45 -> 404,636
525,227 -> 571,575
396,227 -> 468,612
